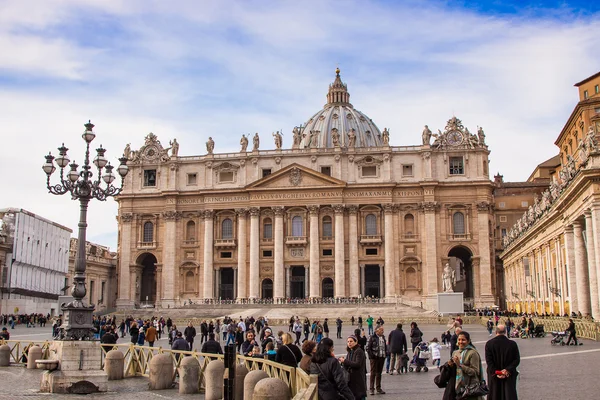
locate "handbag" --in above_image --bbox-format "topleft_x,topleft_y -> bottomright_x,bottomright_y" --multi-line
456,349 -> 489,399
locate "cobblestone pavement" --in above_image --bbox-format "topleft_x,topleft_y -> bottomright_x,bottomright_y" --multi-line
1,321 -> 598,399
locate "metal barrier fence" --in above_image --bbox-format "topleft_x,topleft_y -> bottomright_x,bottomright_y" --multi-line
0,339 -> 316,397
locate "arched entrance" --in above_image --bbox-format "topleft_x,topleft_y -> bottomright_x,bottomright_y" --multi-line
365,265 -> 381,298
448,246 -> 473,300
137,253 -> 157,305
322,277 -> 334,298
290,266 -> 306,299
261,278 -> 273,299
219,268 -> 234,300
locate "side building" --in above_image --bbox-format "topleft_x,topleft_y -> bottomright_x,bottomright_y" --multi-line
116,69 -> 497,310
0,208 -> 71,316
501,71 -> 600,317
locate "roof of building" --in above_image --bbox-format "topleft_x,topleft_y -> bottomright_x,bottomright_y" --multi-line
574,71 -> 600,87
298,68 -> 383,149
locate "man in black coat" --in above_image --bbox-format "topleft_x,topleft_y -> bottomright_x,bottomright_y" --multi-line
184,322 -> 197,351
485,324 -> 520,400
201,333 -> 223,354
387,323 -> 407,375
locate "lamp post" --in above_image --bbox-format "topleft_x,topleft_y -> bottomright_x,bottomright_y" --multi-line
42,121 -> 128,340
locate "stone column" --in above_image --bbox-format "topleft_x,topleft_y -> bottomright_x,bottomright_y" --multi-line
285,266 -> 291,299
309,205 -> 320,298
333,204 -> 346,298
476,203 -> 493,303
564,225 -> 578,312
273,207 -> 285,300
236,209 -> 248,301
590,205 -> 600,311
422,202 -> 439,296
155,264 -> 163,306
379,265 -> 385,298
573,220 -> 591,316
203,210 -> 214,299
233,268 -> 238,299
117,213 -> 134,308
162,211 -> 179,307
348,206 -> 359,298
383,204 -> 395,300
584,210 -> 599,319
360,265 -> 365,296
305,267 -> 310,298
249,207 -> 260,299
215,268 -> 220,299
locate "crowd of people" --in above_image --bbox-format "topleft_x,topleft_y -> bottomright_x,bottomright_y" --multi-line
0,313 -> 49,329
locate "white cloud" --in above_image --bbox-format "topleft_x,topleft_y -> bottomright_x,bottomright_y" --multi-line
1,0 -> 599,249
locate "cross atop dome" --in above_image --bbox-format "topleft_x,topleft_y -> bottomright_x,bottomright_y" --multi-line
326,67 -> 352,108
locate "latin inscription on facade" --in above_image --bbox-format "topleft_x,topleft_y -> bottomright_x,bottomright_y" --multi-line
290,248 -> 304,258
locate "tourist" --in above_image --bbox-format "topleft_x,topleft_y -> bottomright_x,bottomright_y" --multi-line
215,319 -> 221,342
100,327 -> 118,352
527,318 -> 535,338
276,332 -> 302,368
336,317 -> 343,339
303,318 -> 311,342
323,318 -> 330,338
235,327 -> 244,352
137,327 -> 146,346
118,320 -> 125,338
171,331 -> 188,361
366,326 -> 387,395
351,316 -> 355,326
184,322 -> 196,351
429,337 -> 442,367
201,333 -> 223,354
289,315 -> 295,332
241,331 -> 258,356
200,320 -> 208,344
293,319 -> 302,345
357,315 -> 363,329
340,335 -> 367,400
261,328 -> 276,352
145,323 -> 157,347
409,321 -> 423,352
376,316 -> 384,327
450,327 -> 462,357
264,342 -> 277,361
366,315 -> 374,335
310,338 -> 354,400
449,331 -> 485,400
129,322 -> 139,344
485,325 -> 520,400
565,318 -> 579,345
487,317 -> 494,336
0,327 -> 9,340
300,340 -> 317,373
388,323 -> 408,375
355,328 -> 367,350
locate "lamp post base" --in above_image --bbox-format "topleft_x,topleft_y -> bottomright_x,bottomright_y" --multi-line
59,302 -> 96,341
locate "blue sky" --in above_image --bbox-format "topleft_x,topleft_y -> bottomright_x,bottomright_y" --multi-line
1,0 -> 599,249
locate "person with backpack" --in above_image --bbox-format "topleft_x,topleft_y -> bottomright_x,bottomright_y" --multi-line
409,321 -> 423,352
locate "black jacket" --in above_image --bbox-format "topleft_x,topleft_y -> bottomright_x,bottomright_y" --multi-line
129,326 -> 139,344
171,337 -> 189,351
201,339 -> 223,354
310,357 -> 354,400
184,326 -> 197,341
275,344 -> 302,367
343,346 -> 367,400
366,334 -> 387,359
388,328 -> 408,354
485,335 -> 520,400
410,327 -> 423,344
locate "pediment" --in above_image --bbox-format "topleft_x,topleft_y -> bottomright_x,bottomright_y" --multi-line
246,164 -> 346,190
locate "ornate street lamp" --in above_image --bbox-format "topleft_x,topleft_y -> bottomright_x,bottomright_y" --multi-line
42,121 -> 128,340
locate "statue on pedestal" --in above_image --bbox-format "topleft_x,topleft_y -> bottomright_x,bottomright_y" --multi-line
253,132 -> 260,151
273,131 -> 282,149
206,137 -> 215,154
382,128 -> 390,146
240,134 -> 248,152
422,125 -> 432,145
169,138 -> 179,157
442,263 -> 456,293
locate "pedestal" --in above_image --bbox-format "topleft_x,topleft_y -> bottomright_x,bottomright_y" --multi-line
436,292 -> 464,315
40,341 -> 108,394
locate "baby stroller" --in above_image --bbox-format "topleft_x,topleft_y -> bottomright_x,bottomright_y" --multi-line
550,331 -> 567,346
533,324 -> 546,338
409,342 -> 430,372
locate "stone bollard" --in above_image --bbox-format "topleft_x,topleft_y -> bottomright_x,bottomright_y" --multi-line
235,363 -> 249,400
27,346 -> 43,369
254,377 -> 291,400
0,345 -> 10,367
148,353 -> 173,390
104,350 -> 125,380
178,357 -> 200,394
243,369 -> 268,399
204,359 -> 225,400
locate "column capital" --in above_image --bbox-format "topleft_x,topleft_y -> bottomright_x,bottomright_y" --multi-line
162,210 -> 182,221
332,204 -> 345,214
382,203 -> 394,214
476,201 -> 492,212
564,224 -> 574,233
420,201 -> 439,212
573,219 -> 584,229
584,209 -> 593,218
249,207 -> 261,217
272,206 -> 285,216
308,205 -> 320,215
203,210 -> 214,219
347,205 -> 359,215
120,212 -> 134,223
235,208 -> 248,217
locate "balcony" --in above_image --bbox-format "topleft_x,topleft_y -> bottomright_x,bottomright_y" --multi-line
137,241 -> 157,250
402,234 -> 420,241
214,238 -> 237,248
261,238 -> 273,244
285,236 -> 307,246
450,233 -> 471,241
182,240 -> 199,248
360,235 -> 382,244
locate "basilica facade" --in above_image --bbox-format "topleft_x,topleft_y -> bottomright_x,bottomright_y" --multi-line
115,69 -> 496,309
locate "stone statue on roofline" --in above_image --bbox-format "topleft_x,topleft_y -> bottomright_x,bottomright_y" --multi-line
240,134 -> 248,152
206,137 -> 215,154
422,125 -> 432,145
253,132 -> 260,151
169,139 -> 179,157
382,128 -> 390,146
477,126 -> 486,146
273,131 -> 282,149
123,143 -> 131,160
347,129 -> 356,148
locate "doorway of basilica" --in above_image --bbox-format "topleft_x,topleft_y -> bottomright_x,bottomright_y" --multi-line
322,277 -> 334,298
365,265 -> 381,298
219,268 -> 235,300
448,246 -> 473,301
137,253 -> 157,305
290,266 -> 306,299
261,278 -> 273,299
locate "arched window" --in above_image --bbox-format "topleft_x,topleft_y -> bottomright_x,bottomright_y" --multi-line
322,216 -> 332,238
292,216 -> 303,236
143,221 -> 153,243
186,221 -> 196,241
263,218 -> 273,239
365,214 -> 377,235
453,212 -> 465,235
404,214 -> 415,237
185,271 -> 194,292
222,218 -> 233,239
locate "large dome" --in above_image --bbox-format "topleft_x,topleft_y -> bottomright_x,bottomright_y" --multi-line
298,69 -> 383,149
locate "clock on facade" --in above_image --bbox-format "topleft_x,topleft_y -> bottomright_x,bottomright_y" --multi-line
447,130 -> 463,146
